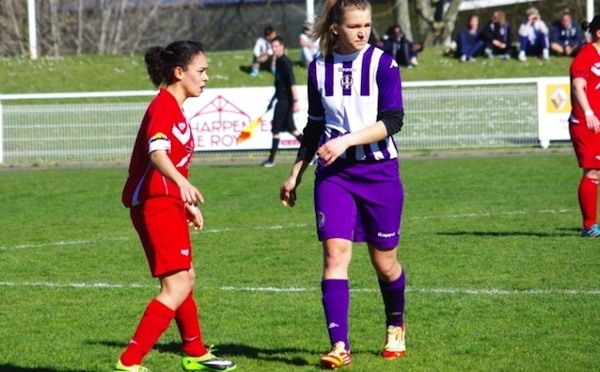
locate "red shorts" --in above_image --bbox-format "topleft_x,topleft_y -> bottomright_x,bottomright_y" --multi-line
570,122 -> 600,169
130,197 -> 192,277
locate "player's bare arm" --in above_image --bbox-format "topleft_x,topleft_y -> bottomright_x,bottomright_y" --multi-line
149,150 -> 204,205
280,159 -> 309,207
572,77 -> 600,133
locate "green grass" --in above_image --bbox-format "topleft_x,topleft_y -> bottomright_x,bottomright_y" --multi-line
0,47 -> 572,95
1,153 -> 599,371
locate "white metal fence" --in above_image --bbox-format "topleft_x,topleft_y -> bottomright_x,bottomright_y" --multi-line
0,78 -> 568,165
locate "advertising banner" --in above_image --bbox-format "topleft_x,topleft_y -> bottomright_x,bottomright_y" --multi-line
183,86 -> 308,151
537,77 -> 571,149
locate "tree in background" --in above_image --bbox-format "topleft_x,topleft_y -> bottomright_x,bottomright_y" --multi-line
0,0 -> 592,57
390,0 -> 462,47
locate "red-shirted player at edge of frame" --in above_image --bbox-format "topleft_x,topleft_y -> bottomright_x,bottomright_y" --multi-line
569,15 -> 600,237
115,40 -> 236,372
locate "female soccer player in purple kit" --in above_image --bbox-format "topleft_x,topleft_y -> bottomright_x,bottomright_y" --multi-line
280,0 -> 406,369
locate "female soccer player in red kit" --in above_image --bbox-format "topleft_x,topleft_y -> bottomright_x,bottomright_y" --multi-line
570,15 -> 600,237
116,41 -> 236,371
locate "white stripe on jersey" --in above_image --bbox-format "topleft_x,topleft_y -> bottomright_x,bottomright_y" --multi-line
312,45 -> 400,161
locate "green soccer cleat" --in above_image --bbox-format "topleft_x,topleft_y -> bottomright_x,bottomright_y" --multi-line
182,352 -> 236,371
113,359 -> 151,372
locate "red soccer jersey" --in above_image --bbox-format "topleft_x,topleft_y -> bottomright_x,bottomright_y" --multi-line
122,88 -> 194,207
570,43 -> 600,123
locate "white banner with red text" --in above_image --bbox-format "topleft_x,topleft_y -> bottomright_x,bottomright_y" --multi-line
183,86 -> 308,151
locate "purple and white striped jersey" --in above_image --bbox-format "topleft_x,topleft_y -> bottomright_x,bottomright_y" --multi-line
307,44 -> 403,161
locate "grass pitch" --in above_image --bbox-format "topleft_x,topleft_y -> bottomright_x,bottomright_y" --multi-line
1,152 -> 599,371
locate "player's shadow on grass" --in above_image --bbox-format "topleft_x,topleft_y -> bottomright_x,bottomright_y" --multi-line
97,340 -> 378,368
158,341 -> 316,366
0,365 -> 87,372
438,230 -> 576,237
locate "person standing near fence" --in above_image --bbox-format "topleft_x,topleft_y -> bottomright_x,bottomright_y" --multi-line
569,16 -> 600,237
279,0 -> 406,368
116,40 -> 236,372
261,35 -> 303,167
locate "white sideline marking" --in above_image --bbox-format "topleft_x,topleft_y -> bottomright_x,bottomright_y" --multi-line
407,208 -> 575,220
0,209 -> 577,251
0,237 -> 129,250
0,281 -> 598,295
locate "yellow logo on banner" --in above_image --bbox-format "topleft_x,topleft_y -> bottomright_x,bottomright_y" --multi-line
546,84 -> 571,113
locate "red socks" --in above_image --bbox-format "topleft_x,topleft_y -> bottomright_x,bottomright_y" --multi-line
120,299 -> 175,366
578,176 -> 598,229
176,292 -> 208,357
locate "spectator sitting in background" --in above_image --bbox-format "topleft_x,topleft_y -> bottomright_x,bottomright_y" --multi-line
517,7 -> 550,61
299,24 -> 320,67
250,25 -> 277,76
379,24 -> 422,68
480,10 -> 513,59
550,10 -> 584,56
455,14 -> 485,62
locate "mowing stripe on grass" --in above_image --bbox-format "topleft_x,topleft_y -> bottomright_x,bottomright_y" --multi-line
0,208 -> 579,251
1,281 -> 598,295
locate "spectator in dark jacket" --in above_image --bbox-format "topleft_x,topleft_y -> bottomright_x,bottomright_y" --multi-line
379,24 -> 422,68
550,10 -> 584,56
480,10 -> 513,59
455,14 -> 485,62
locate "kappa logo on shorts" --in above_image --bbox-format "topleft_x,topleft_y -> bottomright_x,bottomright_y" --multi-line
180,249 -> 190,257
317,212 -> 326,228
377,231 -> 397,238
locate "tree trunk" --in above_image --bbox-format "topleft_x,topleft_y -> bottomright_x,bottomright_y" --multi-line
48,0 -> 61,57
111,0 -> 128,54
98,0 -> 113,54
76,0 -> 84,55
438,0 -> 462,47
416,0 -> 463,47
129,0 -> 161,55
393,0 -> 413,42
6,0 -> 26,56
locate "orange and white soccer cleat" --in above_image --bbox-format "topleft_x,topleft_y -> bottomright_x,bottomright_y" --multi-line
382,324 -> 406,360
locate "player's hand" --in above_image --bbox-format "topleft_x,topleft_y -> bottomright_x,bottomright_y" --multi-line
317,136 -> 350,166
280,175 -> 301,207
179,180 -> 204,206
293,101 -> 300,113
586,114 -> 600,133
186,203 -> 204,230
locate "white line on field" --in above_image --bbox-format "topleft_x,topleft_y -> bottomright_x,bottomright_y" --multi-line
0,281 -> 598,295
0,208 -> 577,251
0,237 -> 130,250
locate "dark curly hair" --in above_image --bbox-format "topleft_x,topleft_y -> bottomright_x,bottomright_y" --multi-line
144,40 -> 205,88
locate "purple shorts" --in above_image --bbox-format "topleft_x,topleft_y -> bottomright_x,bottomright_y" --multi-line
314,158 -> 403,249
